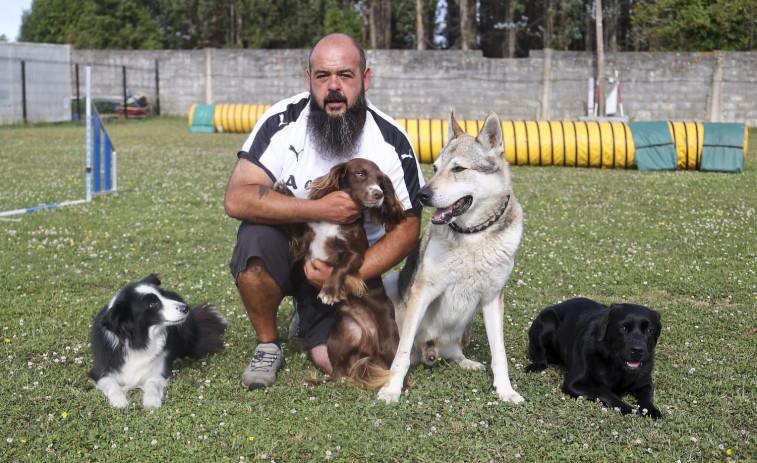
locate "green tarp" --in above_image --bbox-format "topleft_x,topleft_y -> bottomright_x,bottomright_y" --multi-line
629,121 -> 677,171
700,123 -> 745,173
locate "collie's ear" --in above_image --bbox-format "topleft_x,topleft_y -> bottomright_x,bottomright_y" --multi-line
141,274 -> 161,286
100,301 -> 133,344
371,174 -> 405,227
308,162 -> 349,200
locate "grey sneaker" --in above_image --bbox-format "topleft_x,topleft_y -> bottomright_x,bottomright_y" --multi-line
242,342 -> 284,390
287,311 -> 306,350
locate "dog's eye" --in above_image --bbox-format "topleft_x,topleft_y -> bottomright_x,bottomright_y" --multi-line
452,166 -> 466,173
646,327 -> 654,335
619,325 -> 628,333
148,301 -> 159,309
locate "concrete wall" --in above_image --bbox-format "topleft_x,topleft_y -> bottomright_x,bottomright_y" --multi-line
0,43 -> 71,124
13,47 -> 757,126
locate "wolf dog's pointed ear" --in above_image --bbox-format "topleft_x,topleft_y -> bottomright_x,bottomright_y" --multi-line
476,112 -> 503,155
142,274 -> 161,286
449,112 -> 465,139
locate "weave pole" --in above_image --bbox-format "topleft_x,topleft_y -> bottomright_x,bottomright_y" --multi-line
0,66 -> 117,218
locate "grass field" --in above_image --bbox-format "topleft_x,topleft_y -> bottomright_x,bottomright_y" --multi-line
0,117 -> 754,462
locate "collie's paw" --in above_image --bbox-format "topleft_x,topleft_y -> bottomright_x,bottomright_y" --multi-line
108,395 -> 129,408
142,396 -> 163,409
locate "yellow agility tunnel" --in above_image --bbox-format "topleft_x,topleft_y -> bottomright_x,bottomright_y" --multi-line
189,104 -> 747,172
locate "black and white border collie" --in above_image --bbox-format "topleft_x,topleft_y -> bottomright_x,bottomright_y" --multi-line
89,274 -> 227,409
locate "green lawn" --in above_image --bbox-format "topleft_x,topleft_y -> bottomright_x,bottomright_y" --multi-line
0,117 -> 754,461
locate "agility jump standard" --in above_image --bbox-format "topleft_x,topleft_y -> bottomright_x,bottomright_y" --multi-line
0,67 -> 117,218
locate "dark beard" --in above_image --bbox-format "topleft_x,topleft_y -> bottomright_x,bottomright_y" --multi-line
307,90 -> 367,162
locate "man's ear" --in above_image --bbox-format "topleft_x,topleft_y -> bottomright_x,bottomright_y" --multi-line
362,67 -> 371,92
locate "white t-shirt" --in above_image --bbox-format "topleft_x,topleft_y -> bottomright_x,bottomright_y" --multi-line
239,92 -> 425,244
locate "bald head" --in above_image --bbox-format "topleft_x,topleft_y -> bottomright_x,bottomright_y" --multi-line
309,33 -> 366,74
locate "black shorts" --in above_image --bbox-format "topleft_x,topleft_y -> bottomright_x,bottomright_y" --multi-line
229,222 -> 337,349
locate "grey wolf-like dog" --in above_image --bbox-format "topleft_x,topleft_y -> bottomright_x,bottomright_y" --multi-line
378,112 -> 524,404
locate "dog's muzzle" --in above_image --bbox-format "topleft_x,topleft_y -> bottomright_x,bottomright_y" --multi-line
430,196 -> 473,224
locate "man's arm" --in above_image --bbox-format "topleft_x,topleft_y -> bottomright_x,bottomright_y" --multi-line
360,214 -> 420,280
224,158 -> 361,224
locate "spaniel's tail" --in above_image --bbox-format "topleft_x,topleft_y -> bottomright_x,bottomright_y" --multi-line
345,356 -> 392,391
305,357 -> 390,391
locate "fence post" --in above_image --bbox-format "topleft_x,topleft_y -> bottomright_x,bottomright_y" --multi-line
75,63 -> 81,121
122,65 -> 128,120
21,61 -> 27,123
155,58 -> 161,116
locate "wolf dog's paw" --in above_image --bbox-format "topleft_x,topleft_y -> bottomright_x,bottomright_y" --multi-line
496,387 -> 525,404
377,385 -> 402,404
458,358 -> 486,371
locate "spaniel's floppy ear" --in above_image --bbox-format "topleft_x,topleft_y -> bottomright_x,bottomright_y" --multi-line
370,173 -> 405,227
308,162 -> 349,200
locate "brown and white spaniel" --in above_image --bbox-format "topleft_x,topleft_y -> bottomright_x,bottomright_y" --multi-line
275,158 -> 405,390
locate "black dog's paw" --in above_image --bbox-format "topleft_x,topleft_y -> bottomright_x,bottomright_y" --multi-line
525,362 -> 547,373
641,406 -> 663,420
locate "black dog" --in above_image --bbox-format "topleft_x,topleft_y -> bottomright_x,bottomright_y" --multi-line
525,297 -> 662,419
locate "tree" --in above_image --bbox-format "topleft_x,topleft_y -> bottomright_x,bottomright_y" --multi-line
19,0 -> 83,44
459,0 -> 476,50
369,0 -> 392,48
416,0 -> 426,49
19,0 -> 161,49
632,0 -> 757,51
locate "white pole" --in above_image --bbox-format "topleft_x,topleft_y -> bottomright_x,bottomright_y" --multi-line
112,150 -> 117,194
85,66 -> 92,202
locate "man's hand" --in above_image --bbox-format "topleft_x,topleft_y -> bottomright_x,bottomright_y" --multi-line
314,191 -> 362,224
304,258 -> 334,288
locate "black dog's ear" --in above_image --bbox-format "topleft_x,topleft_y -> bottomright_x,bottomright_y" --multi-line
141,274 -> 161,286
100,301 -> 133,344
597,305 -> 618,341
652,310 -> 662,342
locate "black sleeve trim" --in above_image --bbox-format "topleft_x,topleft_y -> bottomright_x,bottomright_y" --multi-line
243,96 -> 310,165
367,108 -> 424,211
236,151 -> 276,183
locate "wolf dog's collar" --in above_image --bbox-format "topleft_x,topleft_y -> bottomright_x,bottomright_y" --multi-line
448,195 -> 510,234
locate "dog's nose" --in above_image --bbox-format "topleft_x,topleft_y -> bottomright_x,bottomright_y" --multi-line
418,185 -> 432,205
370,187 -> 384,202
179,304 -> 189,314
631,346 -> 645,358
